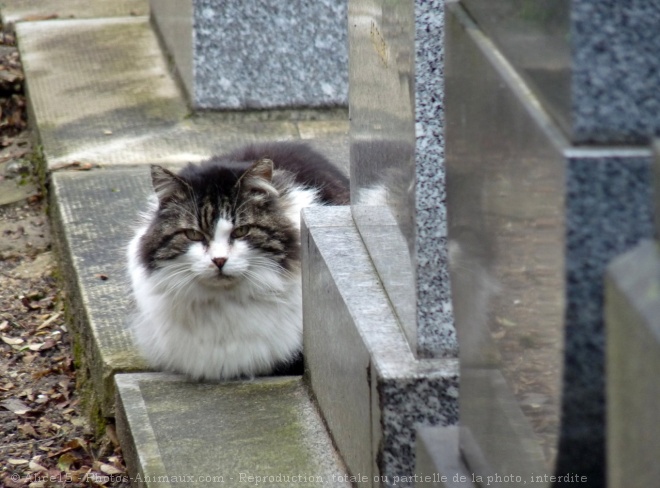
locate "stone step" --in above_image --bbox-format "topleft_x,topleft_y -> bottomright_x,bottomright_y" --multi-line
115,373 -> 352,488
49,167 -> 152,418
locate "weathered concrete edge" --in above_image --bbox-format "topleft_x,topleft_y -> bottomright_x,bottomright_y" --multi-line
115,373 -> 173,488
49,173 -> 147,421
115,373 -> 352,488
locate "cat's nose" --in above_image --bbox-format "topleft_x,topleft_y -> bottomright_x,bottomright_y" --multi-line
212,257 -> 227,270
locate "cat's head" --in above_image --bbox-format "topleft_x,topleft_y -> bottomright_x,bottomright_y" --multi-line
138,159 -> 299,291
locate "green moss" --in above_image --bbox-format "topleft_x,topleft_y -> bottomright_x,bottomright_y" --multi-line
29,144 -> 48,203
52,251 -> 108,436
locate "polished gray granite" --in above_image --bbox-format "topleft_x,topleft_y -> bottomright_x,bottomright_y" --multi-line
151,0 -> 348,110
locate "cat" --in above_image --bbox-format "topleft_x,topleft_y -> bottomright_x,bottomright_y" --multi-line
127,142 -> 349,380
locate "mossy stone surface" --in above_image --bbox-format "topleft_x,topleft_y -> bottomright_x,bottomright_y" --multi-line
116,374 -> 352,488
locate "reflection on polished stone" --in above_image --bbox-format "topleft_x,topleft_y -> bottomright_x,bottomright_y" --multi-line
461,0 -> 570,135
349,0 -> 455,359
446,3 -> 565,483
349,0 -> 418,351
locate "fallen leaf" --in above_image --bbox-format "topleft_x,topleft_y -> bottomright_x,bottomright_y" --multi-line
1,398 -> 31,415
18,423 -> 38,437
40,338 -> 57,350
65,437 -> 89,453
28,458 -> 48,472
8,458 -> 29,465
37,312 -> 61,330
2,334 -> 24,345
57,452 -> 78,471
97,462 -> 124,475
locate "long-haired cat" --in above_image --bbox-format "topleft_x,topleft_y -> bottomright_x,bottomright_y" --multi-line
127,142 -> 348,380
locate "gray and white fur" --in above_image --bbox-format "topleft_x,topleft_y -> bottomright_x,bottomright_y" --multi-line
127,142 -> 348,380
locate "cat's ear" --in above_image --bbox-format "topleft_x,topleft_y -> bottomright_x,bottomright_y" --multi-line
238,158 -> 278,196
151,165 -> 188,202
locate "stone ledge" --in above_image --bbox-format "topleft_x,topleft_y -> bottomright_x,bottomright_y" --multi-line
115,373 -> 352,488
301,206 -> 459,487
49,168 -> 153,419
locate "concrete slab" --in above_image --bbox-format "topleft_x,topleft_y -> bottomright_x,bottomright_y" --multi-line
50,167 -> 153,418
1,0 -> 148,25
115,373 -> 352,488
17,17 -> 349,170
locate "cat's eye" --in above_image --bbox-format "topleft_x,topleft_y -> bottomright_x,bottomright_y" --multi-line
183,229 -> 206,242
231,226 -> 250,239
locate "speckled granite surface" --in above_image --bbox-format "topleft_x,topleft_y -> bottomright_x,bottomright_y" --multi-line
556,152 -> 654,485
415,0 -> 457,359
572,1 -> 660,144
152,0 -> 348,110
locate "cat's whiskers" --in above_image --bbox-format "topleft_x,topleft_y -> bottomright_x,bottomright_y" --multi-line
152,264 -> 197,297
241,271 -> 290,302
249,256 -> 296,280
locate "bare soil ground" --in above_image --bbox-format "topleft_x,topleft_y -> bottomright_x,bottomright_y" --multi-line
0,24 -> 129,488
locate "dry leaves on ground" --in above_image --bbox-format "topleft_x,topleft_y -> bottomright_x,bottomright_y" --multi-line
0,21 -> 129,488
